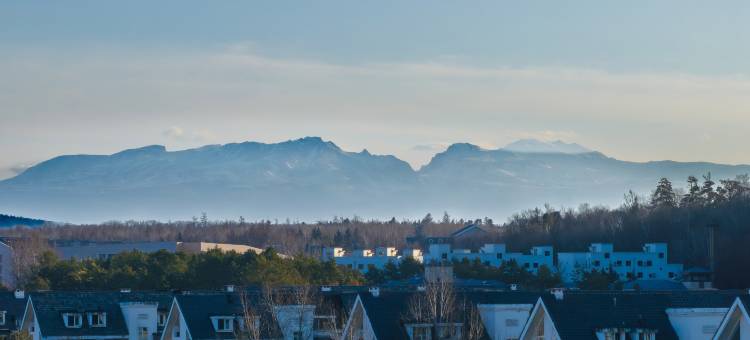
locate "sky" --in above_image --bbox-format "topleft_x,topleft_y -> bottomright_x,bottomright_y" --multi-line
2,1 -> 750,179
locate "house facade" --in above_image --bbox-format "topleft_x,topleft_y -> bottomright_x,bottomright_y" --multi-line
21,291 -> 172,340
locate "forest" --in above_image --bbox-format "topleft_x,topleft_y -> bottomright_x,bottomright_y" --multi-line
21,248 -> 364,290
1,173 -> 749,289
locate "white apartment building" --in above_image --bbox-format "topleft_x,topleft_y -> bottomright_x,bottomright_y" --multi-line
422,243 -> 555,275
321,247 -> 422,272
557,243 -> 684,283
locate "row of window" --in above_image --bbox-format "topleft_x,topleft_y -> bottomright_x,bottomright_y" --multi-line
593,259 -> 655,267
62,311 -> 167,328
63,312 -> 106,328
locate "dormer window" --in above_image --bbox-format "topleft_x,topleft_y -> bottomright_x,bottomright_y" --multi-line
158,312 -> 167,326
211,316 -> 234,332
62,313 -> 83,328
88,312 -> 107,327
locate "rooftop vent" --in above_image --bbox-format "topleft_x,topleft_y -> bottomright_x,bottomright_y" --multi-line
551,288 -> 565,301
14,289 -> 24,299
510,284 -> 518,291
224,285 -> 236,293
368,287 -> 380,297
321,286 -> 332,292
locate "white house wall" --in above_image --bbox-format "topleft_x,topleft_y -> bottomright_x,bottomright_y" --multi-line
666,308 -> 728,340
477,304 -> 533,340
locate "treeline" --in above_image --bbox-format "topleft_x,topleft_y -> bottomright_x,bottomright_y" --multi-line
0,214 -> 45,228
502,174 -> 750,289
24,249 -> 364,290
0,216 -> 464,255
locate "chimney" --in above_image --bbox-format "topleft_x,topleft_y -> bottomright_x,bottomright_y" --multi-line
224,285 -> 236,293
551,288 -> 564,301
14,289 -> 24,299
368,287 -> 380,297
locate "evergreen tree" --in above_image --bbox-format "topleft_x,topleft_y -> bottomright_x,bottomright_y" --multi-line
650,177 -> 677,208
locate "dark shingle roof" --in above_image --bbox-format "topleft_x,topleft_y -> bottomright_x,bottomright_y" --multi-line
30,291 -> 172,338
0,292 -> 28,335
175,292 -> 282,340
622,280 -> 687,291
542,292 -> 678,340
358,290 -> 539,340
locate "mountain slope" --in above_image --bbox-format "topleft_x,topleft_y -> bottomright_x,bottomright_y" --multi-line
1,138 -> 748,223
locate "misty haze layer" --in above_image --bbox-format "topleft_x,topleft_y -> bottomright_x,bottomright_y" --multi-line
1,137 -> 748,223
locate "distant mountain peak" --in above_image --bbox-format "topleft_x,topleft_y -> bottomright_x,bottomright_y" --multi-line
503,139 -> 592,154
445,143 -> 482,153
112,145 -> 166,156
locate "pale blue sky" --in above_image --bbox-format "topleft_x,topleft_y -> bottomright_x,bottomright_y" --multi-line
2,1 -> 750,178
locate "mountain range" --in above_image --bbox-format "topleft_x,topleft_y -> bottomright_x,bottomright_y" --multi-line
1,137 -> 749,223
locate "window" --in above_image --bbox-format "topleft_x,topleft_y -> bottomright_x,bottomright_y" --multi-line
658,252 -> 664,259
158,312 -> 167,326
505,319 -> 519,327
173,326 -> 181,338
626,260 -> 632,266
0,311 -> 5,325
441,253 -> 448,260
524,263 -> 530,268
668,272 -> 675,278
637,272 -> 643,278
593,260 -> 600,266
637,260 -> 643,267
62,313 -> 83,328
496,253 -> 503,259
215,317 -> 233,332
357,264 -> 364,269
649,273 -> 656,278
533,263 -> 539,268
615,260 -> 622,266
412,326 -> 429,340
646,260 -> 653,267
88,312 -> 106,327
604,253 -> 610,259
544,251 -> 551,256
138,327 -> 149,340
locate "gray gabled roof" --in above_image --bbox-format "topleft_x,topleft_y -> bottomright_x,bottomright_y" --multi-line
541,292 -> 676,339
175,291 -> 282,340
358,290 -> 538,340
0,292 -> 28,335
30,291 -> 172,338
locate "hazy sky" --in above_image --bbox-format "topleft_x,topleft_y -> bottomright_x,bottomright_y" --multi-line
2,1 -> 750,179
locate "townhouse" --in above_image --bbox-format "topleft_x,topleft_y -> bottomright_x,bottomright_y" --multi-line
21,291 -> 172,340
161,287 -> 356,340
0,290 -> 29,336
713,296 -> 750,340
341,287 -> 747,340
520,290 -> 743,340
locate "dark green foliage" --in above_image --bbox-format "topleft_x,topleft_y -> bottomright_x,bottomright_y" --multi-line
452,259 -> 561,290
364,257 -> 424,284
576,269 -> 622,290
651,177 -> 677,208
25,249 -> 363,290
